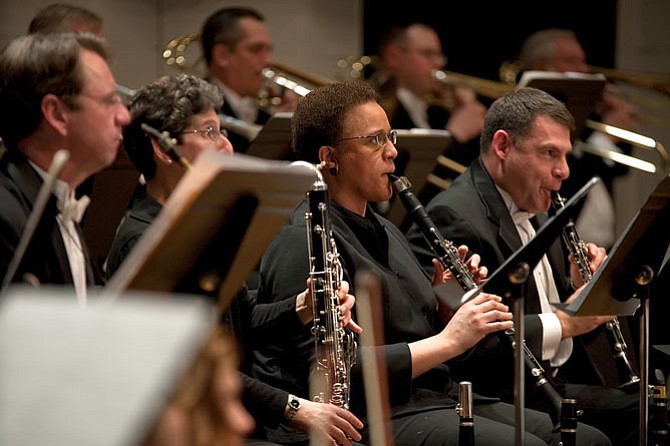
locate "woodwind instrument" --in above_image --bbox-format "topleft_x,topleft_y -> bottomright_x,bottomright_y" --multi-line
456,381 -> 474,446
305,163 -> 356,409
558,398 -> 578,446
650,369 -> 668,446
140,123 -> 192,170
389,173 -> 564,432
551,191 -> 640,390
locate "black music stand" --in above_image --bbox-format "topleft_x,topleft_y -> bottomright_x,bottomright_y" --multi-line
516,71 -> 606,136
246,112 -> 294,161
559,172 -> 670,446
516,71 -> 656,173
105,150 -> 317,311
385,129 -> 454,228
0,286 -> 214,445
434,176 -> 598,445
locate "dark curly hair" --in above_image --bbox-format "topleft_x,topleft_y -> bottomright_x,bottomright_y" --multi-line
122,74 -> 223,180
291,81 -> 380,164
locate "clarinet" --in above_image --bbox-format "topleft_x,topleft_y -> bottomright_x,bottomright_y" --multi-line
651,368 -> 669,446
389,173 -> 564,431
558,398 -> 578,446
551,191 -> 640,389
456,381 -> 475,446
305,165 -> 357,409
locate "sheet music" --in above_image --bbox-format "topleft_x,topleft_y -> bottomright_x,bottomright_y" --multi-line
0,287 -> 213,446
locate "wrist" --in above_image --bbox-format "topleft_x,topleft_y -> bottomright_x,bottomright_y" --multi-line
285,394 -> 301,425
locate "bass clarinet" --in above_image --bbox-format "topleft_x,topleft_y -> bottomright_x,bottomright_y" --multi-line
305,164 -> 357,409
551,191 -> 640,389
389,174 -> 564,431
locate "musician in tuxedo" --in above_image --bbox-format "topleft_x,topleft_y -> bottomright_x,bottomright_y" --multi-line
200,7 -> 298,154
406,87 -> 639,445
374,23 -> 487,170
0,32 -> 130,300
252,81 -> 611,445
105,73 -> 364,446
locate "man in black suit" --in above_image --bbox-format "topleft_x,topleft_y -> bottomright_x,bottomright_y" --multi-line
0,32 -> 130,300
374,22 -> 487,169
200,7 -> 298,154
406,87 -> 639,446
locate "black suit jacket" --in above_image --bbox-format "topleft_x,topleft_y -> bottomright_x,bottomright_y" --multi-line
381,91 -> 480,169
406,158 -> 574,402
0,151 -> 100,287
220,96 -> 272,154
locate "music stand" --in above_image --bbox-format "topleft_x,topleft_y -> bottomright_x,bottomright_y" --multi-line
516,71 -> 606,136
385,129 -> 453,227
434,176 -> 598,445
0,286 -> 214,446
246,112 -> 294,161
559,172 -> 670,446
105,150 -> 317,311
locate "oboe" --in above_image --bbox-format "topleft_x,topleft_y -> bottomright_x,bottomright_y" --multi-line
306,164 -> 356,409
551,191 -> 640,389
389,173 -> 564,431
456,381 -> 475,446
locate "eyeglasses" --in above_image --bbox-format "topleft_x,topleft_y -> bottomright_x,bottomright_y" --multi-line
336,130 -> 397,148
179,126 -> 229,142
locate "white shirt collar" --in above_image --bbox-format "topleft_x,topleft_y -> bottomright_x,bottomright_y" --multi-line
214,80 -> 259,123
396,87 -> 430,129
497,186 -> 534,225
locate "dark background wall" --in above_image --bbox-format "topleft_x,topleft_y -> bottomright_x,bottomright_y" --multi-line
363,0 -> 618,81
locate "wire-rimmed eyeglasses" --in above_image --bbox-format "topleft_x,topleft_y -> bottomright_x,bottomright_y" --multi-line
336,130 -> 397,148
179,126 -> 229,142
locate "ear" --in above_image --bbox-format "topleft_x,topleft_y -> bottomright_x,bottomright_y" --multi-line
491,129 -> 512,160
212,42 -> 232,68
41,93 -> 69,137
151,138 -> 172,166
318,145 -> 337,170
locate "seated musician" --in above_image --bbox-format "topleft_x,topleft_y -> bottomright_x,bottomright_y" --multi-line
373,22 -> 487,170
406,86 -> 639,446
251,80 -> 611,445
199,7 -> 298,154
105,73 -> 364,446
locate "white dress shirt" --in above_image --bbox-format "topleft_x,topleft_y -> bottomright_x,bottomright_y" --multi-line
396,88 -> 431,129
498,187 -> 573,368
216,81 -> 260,124
32,161 -> 89,306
